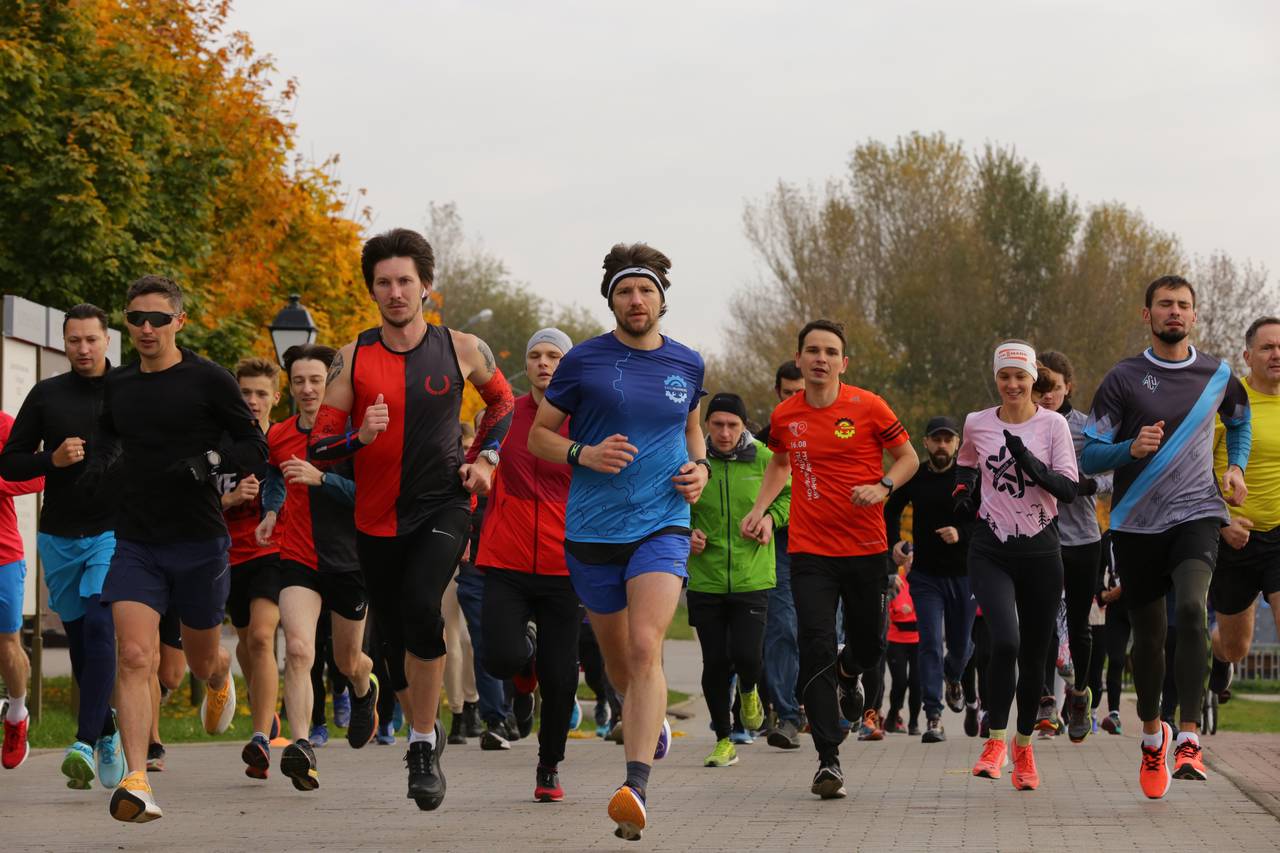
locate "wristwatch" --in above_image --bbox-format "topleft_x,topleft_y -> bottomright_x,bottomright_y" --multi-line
479,449 -> 500,467
879,476 -> 894,492
694,459 -> 711,478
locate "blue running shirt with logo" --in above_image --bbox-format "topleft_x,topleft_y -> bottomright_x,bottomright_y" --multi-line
544,333 -> 706,543
1084,347 -> 1249,533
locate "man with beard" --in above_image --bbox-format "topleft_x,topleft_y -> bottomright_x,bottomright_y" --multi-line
528,243 -> 707,841
1081,275 -> 1251,798
884,416 -> 978,743
309,228 -> 513,812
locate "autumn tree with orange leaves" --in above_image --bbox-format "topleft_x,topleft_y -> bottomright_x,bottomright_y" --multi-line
0,0 -> 376,364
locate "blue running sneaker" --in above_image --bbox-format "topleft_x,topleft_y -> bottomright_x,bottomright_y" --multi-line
392,700 -> 404,735
569,700 -> 582,731
653,717 -> 672,760
376,721 -> 396,745
96,715 -> 127,789
729,728 -> 755,745
333,689 -> 351,729
62,741 -> 96,790
309,723 -> 329,748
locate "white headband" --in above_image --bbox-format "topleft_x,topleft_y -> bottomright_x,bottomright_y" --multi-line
993,342 -> 1038,380
605,266 -> 667,301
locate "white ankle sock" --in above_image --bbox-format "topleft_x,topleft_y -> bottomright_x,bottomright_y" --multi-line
5,695 -> 26,722
1176,731 -> 1199,747
1142,728 -> 1164,749
409,727 -> 437,746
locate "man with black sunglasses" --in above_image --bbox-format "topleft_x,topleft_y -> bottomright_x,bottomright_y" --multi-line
84,275 -> 267,823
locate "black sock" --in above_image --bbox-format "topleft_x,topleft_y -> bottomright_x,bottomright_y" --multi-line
538,761 -> 557,773
1209,656 -> 1232,692
624,761 -> 650,800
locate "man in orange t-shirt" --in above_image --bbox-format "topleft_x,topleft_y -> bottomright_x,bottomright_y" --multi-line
743,319 -> 919,800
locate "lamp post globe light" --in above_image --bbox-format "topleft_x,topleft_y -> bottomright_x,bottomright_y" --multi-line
269,294 -> 318,367
461,308 -> 493,331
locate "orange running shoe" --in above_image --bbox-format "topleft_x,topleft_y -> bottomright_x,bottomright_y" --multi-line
1172,736 -> 1207,781
608,785 -> 647,841
857,709 -> 885,742
972,738 -> 1008,779
1010,741 -> 1040,791
109,770 -> 163,823
200,675 -> 236,735
1139,721 -> 1173,799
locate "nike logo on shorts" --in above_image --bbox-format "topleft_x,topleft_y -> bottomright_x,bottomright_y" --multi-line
432,529 -> 456,539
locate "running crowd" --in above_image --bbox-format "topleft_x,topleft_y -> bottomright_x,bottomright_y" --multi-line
0,230 -> 1277,841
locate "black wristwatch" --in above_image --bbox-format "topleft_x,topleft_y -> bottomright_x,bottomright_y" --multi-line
694,459 -> 711,478
879,476 -> 894,492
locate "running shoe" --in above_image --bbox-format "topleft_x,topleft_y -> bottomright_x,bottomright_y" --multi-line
146,743 -> 166,772
534,766 -> 564,802
884,711 -> 905,734
569,699 -> 583,731
406,738 -> 446,811
463,701 -> 483,737
242,734 -> 270,780
1101,711 -> 1123,735
1034,696 -> 1057,733
1010,740 -> 1039,790
705,737 -> 738,767
513,690 -> 535,740
810,760 -> 847,799
1172,736 -> 1207,781
269,712 -> 289,747
1208,658 -> 1232,700
1091,713 -> 1099,734
972,738 -> 1008,779
837,675 -> 864,727
481,721 -> 512,751
607,720 -> 624,744
739,685 -> 765,732
109,770 -> 162,823
729,727 -> 754,745
654,717 -> 672,760
922,716 -> 945,743
281,738 -> 319,792
978,711 -> 990,739
199,675 -> 236,735
2,707 -> 30,769
62,741 -> 97,789
392,700 -> 405,734
513,622 -> 539,696
766,719 -> 801,750
908,720 -> 921,737
376,720 -> 396,745
945,680 -> 965,713
309,723 -> 329,748
608,784 -> 647,840
963,704 -> 980,738
857,709 -> 884,741
1139,721 -> 1174,799
1066,688 -> 1092,743
448,713 -> 467,745
333,688 -> 352,729
96,718 -> 126,789
346,674 -> 379,749
594,700 -> 610,732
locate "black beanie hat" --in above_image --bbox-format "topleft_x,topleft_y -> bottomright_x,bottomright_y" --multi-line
706,392 -> 748,422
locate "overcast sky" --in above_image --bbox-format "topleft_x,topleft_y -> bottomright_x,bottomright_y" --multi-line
228,1 -> 1278,354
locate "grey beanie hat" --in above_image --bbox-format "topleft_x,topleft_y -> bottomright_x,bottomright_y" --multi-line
526,327 -> 572,357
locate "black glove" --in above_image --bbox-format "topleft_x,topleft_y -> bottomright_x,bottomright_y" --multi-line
1077,476 -> 1099,497
1001,430 -> 1077,503
169,451 -> 217,484
1003,429 -> 1027,459
953,465 -> 979,516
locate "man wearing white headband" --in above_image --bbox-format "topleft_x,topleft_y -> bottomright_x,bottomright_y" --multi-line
530,243 -> 707,841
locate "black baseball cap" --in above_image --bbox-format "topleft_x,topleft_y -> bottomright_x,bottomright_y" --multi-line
925,416 -> 959,437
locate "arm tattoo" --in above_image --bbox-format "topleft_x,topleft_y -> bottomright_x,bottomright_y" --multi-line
327,351 -> 345,385
476,339 -> 496,374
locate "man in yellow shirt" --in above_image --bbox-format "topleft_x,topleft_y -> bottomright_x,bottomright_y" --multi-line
1210,316 -> 1280,695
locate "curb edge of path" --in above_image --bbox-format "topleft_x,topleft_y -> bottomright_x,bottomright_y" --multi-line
1205,750 -> 1280,824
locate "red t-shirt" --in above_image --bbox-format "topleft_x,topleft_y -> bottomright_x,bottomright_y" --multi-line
767,383 -> 909,557
0,413 -> 44,565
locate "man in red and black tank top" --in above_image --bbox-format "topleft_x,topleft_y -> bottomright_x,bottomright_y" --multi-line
219,358 -> 285,780
256,344 -> 375,792
309,228 -> 514,812
476,328 -> 577,803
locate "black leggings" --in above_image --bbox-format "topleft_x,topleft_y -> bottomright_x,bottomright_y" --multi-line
886,641 -> 920,724
480,568 -> 582,766
1112,518 -> 1217,724
1104,603 -> 1130,713
1061,542 -> 1102,691
967,530 -> 1063,736
357,506 -> 471,662
1087,624 -> 1106,710
64,595 -> 116,745
309,611 -> 351,727
962,615 -> 990,708
687,590 -> 769,740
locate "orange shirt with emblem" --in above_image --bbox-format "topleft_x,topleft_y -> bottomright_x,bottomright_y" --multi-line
767,383 -> 909,557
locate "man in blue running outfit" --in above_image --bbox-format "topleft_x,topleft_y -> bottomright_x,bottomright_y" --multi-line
0,304 -> 125,790
529,242 -> 708,841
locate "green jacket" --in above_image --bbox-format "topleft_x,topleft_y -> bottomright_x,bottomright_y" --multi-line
688,438 -> 791,594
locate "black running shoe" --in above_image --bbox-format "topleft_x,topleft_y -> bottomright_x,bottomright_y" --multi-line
346,674 -> 379,749
964,704 -> 980,738
837,674 -> 864,728
1209,658 -> 1233,702
513,691 -> 535,740
280,739 -> 319,792
463,701 -> 483,737
406,739 -> 445,810
480,721 -> 512,751
922,716 -> 946,743
146,742 -> 166,772
241,734 -> 270,780
811,760 -> 847,799
767,719 -> 801,750
448,713 -> 467,746
945,680 -> 965,714
1066,688 -> 1092,743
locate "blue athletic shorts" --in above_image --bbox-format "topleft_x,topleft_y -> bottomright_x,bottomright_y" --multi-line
0,560 -> 25,633
101,536 -> 231,630
38,531 -> 116,622
565,533 -> 690,615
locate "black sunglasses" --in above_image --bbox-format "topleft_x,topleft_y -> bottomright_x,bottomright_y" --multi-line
125,310 -> 182,328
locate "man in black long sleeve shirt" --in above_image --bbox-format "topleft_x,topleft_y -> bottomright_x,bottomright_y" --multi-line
883,416 -> 979,742
90,276 -> 267,824
0,304 -> 126,790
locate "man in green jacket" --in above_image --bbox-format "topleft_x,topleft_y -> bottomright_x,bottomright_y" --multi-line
688,393 -> 791,767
